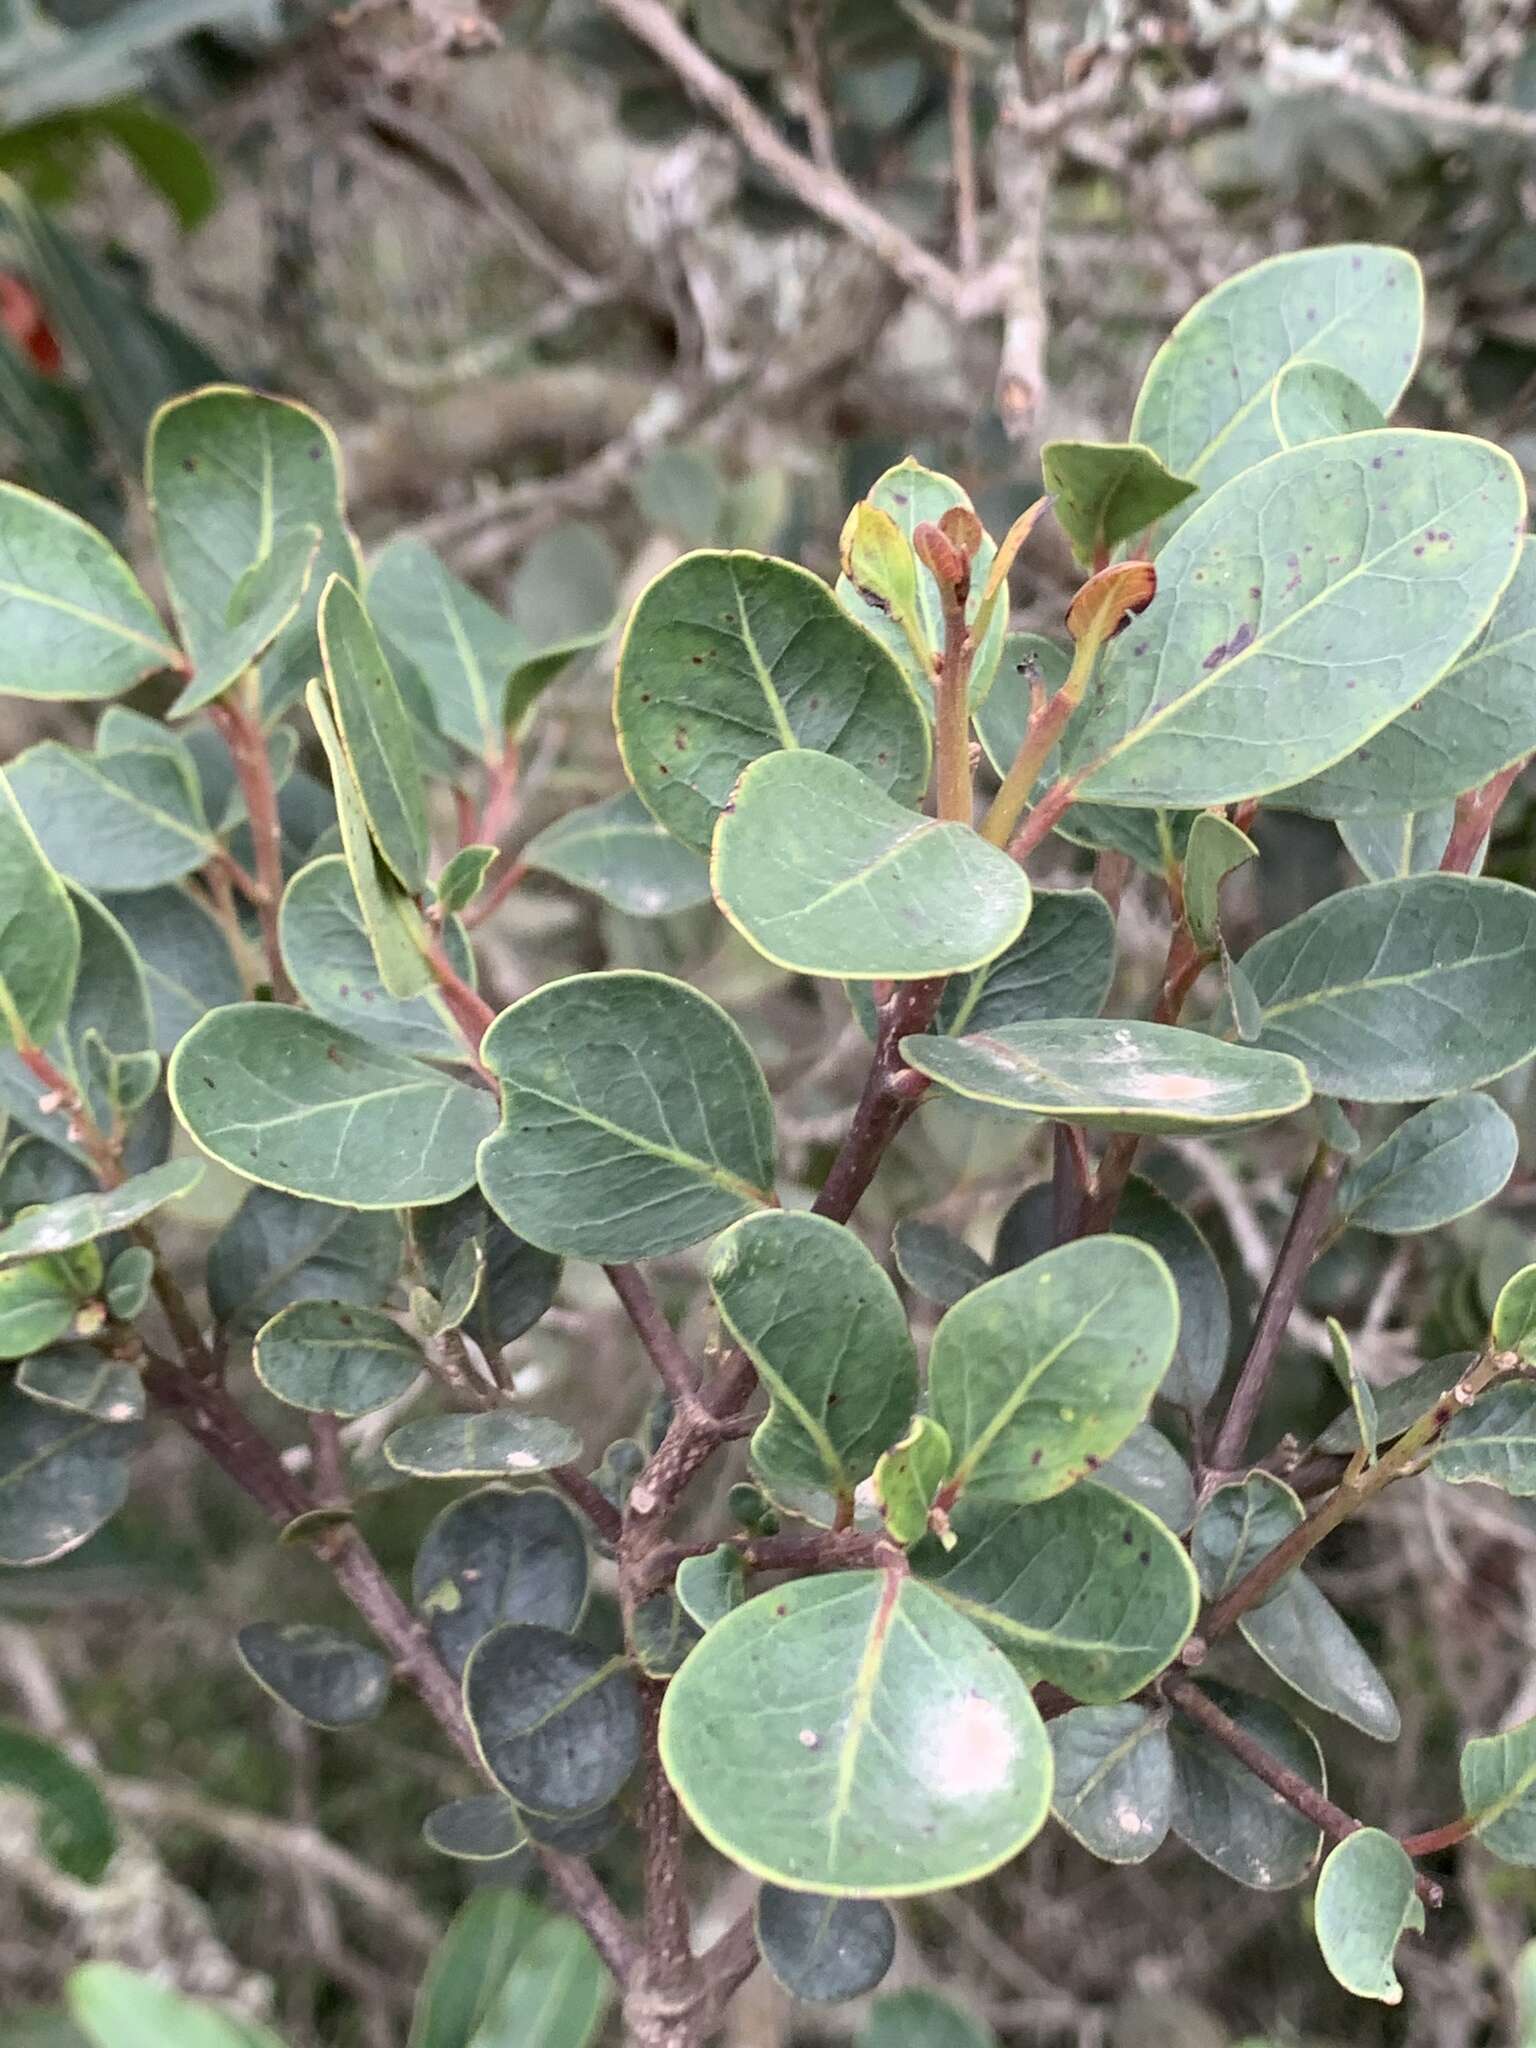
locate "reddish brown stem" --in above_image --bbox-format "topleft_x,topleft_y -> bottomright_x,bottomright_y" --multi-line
423,936 -> 498,1079
209,695 -> 295,1002
812,978 -> 943,1225
478,735 -> 521,845
605,1263 -> 702,1409
463,856 -> 527,930
1442,760 -> 1526,873
549,1464 -> 624,1545
1400,1815 -> 1477,1858
1007,776 -> 1080,861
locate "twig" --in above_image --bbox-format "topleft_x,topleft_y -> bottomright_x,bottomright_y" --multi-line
812,980 -> 943,1225
1209,1144 -> 1346,1472
208,693 -> 294,1003
605,1263 -> 702,1410
949,1 -> 980,273
1267,44 -> 1536,144
787,0 -> 837,171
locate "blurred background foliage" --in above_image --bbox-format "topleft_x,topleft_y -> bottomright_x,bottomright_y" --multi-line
0,0 -> 1535,2043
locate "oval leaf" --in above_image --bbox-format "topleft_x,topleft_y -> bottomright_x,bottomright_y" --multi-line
0,1379 -> 132,1564
412,1484 -> 588,1678
477,971 -> 776,1261
523,790 -> 712,918
1191,1473 -> 1305,1602
18,1346 -> 145,1423
368,536 -> 527,764
1169,1680 -> 1325,1889
1048,1704 -> 1173,1864
383,1412 -> 581,1480
421,1795 -> 530,1865
0,766 -> 80,1049
253,1300 -> 422,1417
1271,362 -> 1386,450
465,1622 -> 641,1818
1314,1828 -> 1423,2004
7,740 -> 217,893
236,1620 -> 391,1728
755,1885 -> 895,2004
659,1570 -> 1051,1896
0,1159 -> 200,1267
1239,1574 -> 1400,1741
1338,1095 -> 1518,1235
714,751 -> 1030,980
1462,1713 -> 1536,1864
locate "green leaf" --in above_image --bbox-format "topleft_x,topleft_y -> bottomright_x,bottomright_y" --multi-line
659,1570 -> 1051,1896
1190,1473 -> 1305,1602
1338,1095 -> 1517,1235
891,1220 -> 990,1307
17,1346 -> 144,1424
755,1886 -> 895,2003
1278,538 -> 1536,816
0,482 -> 178,701
420,1796 -> 529,1865
1239,1573 -> 1400,1740
102,886 -> 242,1054
713,751 -> 1030,979
874,1417 -> 952,1547
414,1192 -> 561,1354
409,1889 -> 536,2048
0,766 -> 79,1049
467,1905 -> 611,2048
478,971 -> 775,1262
207,1187 -> 402,1334
0,1256 -> 84,1358
466,1622 -> 641,1817
69,1963 -> 286,2048
1240,875 -> 1536,1101
1436,1381 -> 1536,1491
1108,1177 -> 1231,1413
904,1019 -> 1310,1134
1337,807 -> 1454,881
509,522 -> 616,646
835,459 -> 1009,712
0,1721 -> 114,1881
927,1238 -> 1176,1505
367,537 -> 527,764
1095,1423 -> 1196,1534
412,1485 -> 587,1678
0,1380 -> 132,1564
252,1300 -> 422,1417
147,387 -> 363,721
1131,245 -> 1422,534
1061,432 -> 1524,807
435,845 -> 497,918
859,1991 -> 996,2048
1326,1318 -> 1378,1464
1271,362 -> 1386,451
6,740 -> 217,892
710,1211 -> 917,1525
1494,1267 -> 1536,1361
318,576 -> 429,895
1319,1351 -> 1470,1454
675,1546 -> 745,1631
1314,1829 -> 1423,2004
383,1413 -> 581,1481
280,857 -> 476,1063
936,888 -> 1115,1035
1182,812 -> 1257,953
1048,1704 -> 1172,1864
235,1620 -> 390,1729
918,1487 -> 1197,1700
522,792 -> 712,918
0,1160 -> 200,1266
615,549 -> 929,856
1040,441 -> 1197,566
103,1246 -> 153,1320
170,1005 -> 496,1208
1462,1713 -> 1536,1863
1169,1680 -> 1326,1888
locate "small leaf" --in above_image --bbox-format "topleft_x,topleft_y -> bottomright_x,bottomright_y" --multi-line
936,888 -> 1115,1035
367,537 -> 528,764
1169,1680 -> 1326,1889
7,740 -> 218,892
928,1239 -> 1177,1504
1271,362 -> 1386,450
0,1160 -> 200,1267
874,1417 -> 953,1548
659,1571 -> 1051,1896
413,1191 -> 561,1354
1239,1574 -> 1400,1740
148,387 -> 363,723
675,1547 -> 745,1631
1241,876 -> 1536,1101
1494,1267 -> 1536,1361
616,549 -> 929,855
1182,812 -> 1257,952
104,1246 -> 154,1321
463,1901 -> 612,2048
755,1885 -> 896,2004
1095,1422 -> 1196,1534
523,791 -> 713,918
318,576 -> 430,894
0,766 -> 79,1049
1319,1351 -> 1471,1455
632,1592 -> 702,1678
207,1187 -> 403,1334
1040,441 -> 1197,566
1048,1704 -> 1173,1863
434,845 -> 498,918
1314,1829 -> 1423,2004
383,1412 -> 581,1481
1109,1177 -> 1231,1414
69,1962 -> 287,2048
1190,1473 -> 1305,1602
1338,1095 -> 1518,1235
0,482 -> 179,701
891,1219 -> 990,1306
1326,1318 -> 1379,1464
412,1485 -> 588,1678
1336,806 -> 1453,881
713,751 -> 1030,979
0,1721 -> 115,1881
421,1796 -> 529,1865
466,1622 -> 641,1817
280,856 -> 476,1062
710,1211 -> 917,1525
904,1018 -> 1310,1134
18,1347 -> 145,1424
1132,245 -> 1422,533
0,1381 -> 132,1564
170,1005 -> 496,1208
236,1620 -> 390,1728
1461,1713 -> 1536,1863
839,499 -> 919,639
919,1487 -> 1197,1700
478,971 -> 775,1262
1436,1381 -> 1536,1491
408,1889 -> 541,2048
0,1255 -> 84,1359
252,1300 -> 422,1417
